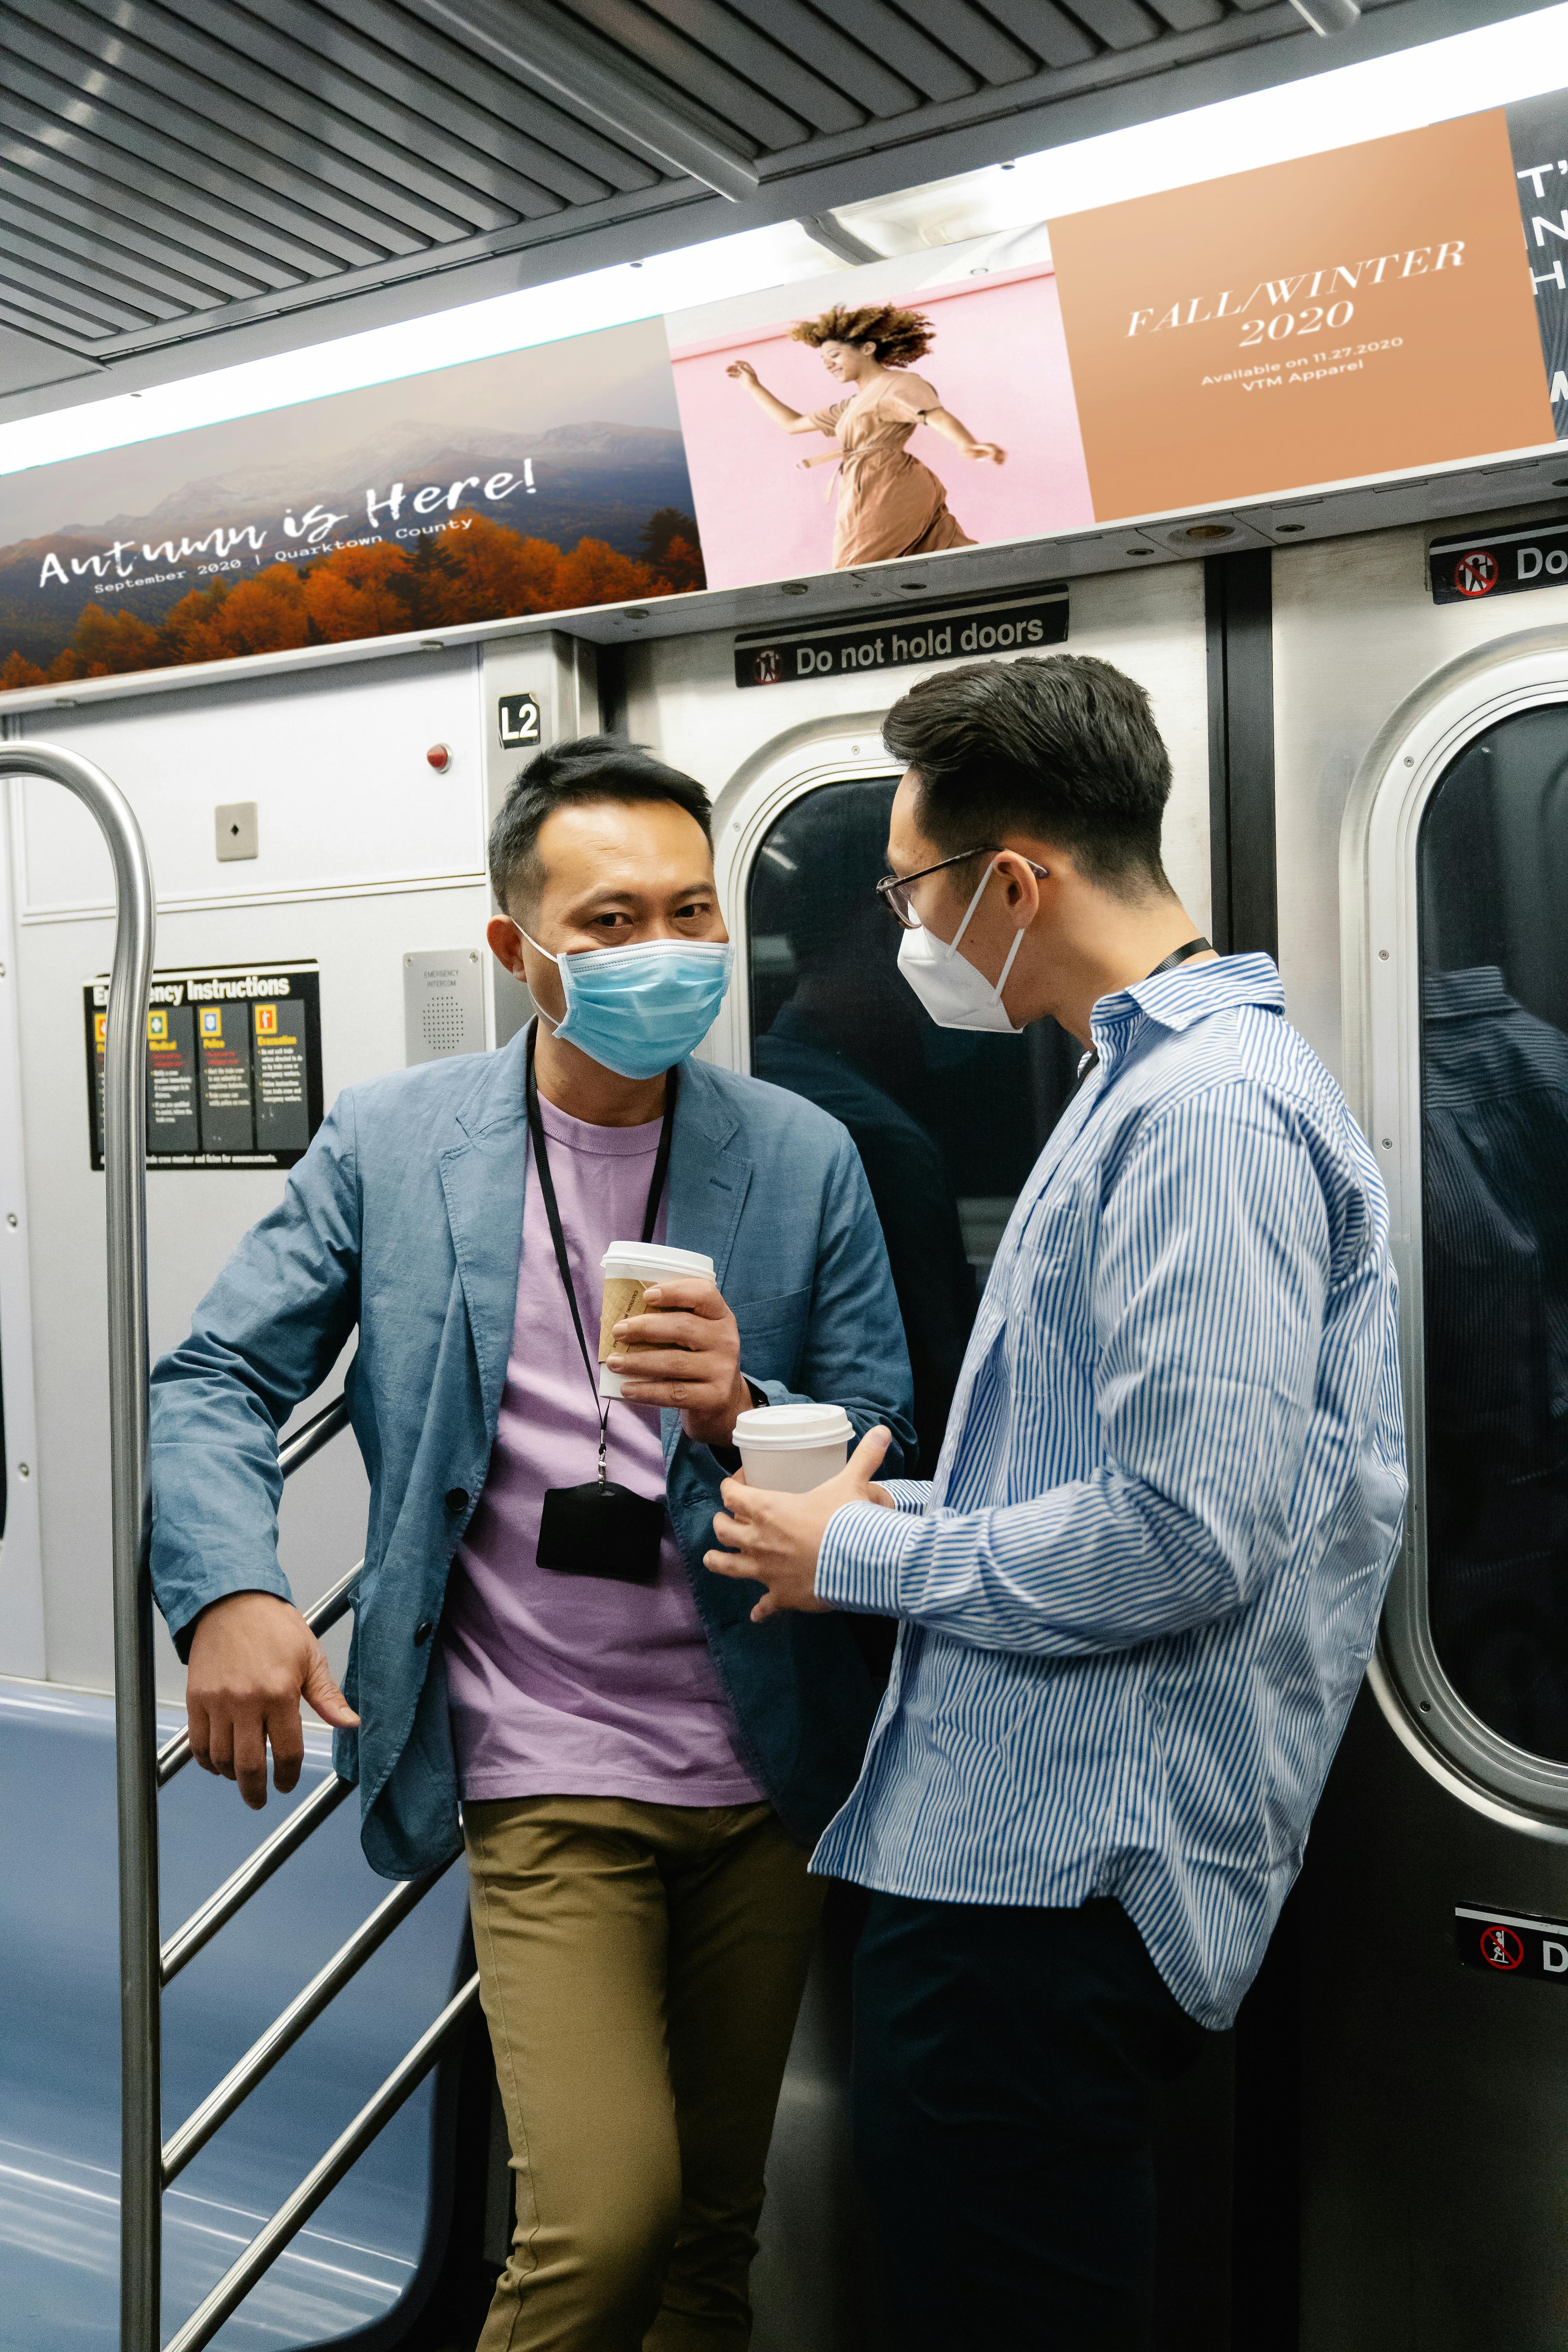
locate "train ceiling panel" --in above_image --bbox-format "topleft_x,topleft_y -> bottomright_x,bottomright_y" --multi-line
0,0 -> 1541,414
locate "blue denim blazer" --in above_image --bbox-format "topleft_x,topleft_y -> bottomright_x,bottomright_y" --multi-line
149,1034 -> 917,1878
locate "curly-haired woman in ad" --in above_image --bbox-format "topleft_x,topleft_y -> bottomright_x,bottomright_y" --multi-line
726,303 -> 1005,569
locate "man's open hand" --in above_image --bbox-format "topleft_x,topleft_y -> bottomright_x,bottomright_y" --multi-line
705,1426 -> 895,1622
608,1273 -> 752,1446
185,1590 -> 359,1810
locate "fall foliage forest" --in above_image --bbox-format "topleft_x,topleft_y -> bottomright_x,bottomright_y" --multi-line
0,508 -> 704,691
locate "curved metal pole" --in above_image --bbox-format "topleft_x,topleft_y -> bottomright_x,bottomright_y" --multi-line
0,744 -> 158,2349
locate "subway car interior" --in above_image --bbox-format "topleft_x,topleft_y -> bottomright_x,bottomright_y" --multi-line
7,0 -> 1568,2345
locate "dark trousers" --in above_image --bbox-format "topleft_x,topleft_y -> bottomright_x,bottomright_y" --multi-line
851,1891 -> 1206,2351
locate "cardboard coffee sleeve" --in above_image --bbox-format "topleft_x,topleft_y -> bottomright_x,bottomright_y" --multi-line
599,1277 -> 648,1365
597,1240 -> 716,1398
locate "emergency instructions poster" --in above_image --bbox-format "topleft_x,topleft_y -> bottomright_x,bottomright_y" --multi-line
85,961 -> 322,1171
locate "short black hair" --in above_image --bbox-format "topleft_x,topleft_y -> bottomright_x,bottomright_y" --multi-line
882,655 -> 1175,899
488,735 -> 713,918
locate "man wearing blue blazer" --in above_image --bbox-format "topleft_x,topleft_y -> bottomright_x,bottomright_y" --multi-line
149,736 -> 915,2352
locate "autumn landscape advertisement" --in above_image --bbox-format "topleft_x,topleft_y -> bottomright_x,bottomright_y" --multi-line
0,319 -> 704,691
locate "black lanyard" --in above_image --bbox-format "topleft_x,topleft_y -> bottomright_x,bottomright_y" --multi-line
1078,936 -> 1212,1081
1145,935 -> 1211,980
524,1023 -> 677,1482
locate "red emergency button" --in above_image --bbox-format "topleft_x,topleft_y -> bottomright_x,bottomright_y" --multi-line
426,742 -> 452,772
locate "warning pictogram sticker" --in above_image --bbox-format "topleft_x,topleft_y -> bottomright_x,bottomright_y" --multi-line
1454,550 -> 1499,597
1456,1904 -> 1568,1981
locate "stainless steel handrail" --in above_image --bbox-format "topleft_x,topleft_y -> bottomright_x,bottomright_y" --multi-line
161,1858 -> 455,2185
0,746 -> 159,2352
160,1771 -> 355,1985
276,1390 -> 352,1477
162,1972 -> 482,2352
297,1555 -> 361,1642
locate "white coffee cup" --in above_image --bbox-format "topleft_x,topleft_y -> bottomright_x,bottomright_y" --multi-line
599,1240 -> 716,1398
731,1401 -> 855,1492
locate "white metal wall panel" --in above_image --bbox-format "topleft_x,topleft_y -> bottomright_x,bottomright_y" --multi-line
0,791 -> 43,1679
13,650 -> 485,920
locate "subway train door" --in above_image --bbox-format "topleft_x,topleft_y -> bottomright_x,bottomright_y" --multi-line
718,748 -> 1082,1475
1299,633 -> 1568,2348
708,731 -> 1233,2351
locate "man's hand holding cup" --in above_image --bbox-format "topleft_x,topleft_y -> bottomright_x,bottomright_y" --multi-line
608,1272 -> 751,1445
705,1428 -> 897,1622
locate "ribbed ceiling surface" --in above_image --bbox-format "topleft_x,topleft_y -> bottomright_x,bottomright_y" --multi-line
0,0 -> 1396,377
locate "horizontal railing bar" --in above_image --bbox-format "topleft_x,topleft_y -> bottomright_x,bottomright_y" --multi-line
278,1393 -> 350,1479
156,1557 -> 363,1789
160,1773 -> 352,1985
301,1557 -> 364,1643
161,1973 -> 482,2352
162,1859 -> 454,2186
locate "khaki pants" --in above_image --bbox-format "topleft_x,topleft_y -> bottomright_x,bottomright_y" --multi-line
465,1794 -> 824,2352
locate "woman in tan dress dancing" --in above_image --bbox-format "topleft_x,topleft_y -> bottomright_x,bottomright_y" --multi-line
726,302 -> 1006,570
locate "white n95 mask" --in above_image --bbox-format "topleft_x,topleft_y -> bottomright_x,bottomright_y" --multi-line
897,861 -> 1025,1034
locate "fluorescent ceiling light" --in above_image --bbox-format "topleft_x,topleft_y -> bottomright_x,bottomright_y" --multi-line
0,225 -> 846,492
990,0 -> 1568,217
838,0 -> 1568,251
0,220 -> 837,485
2,2 -> 1566,485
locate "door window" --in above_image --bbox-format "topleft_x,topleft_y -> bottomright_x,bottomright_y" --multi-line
746,775 -> 1080,1473
1418,704 -> 1568,1759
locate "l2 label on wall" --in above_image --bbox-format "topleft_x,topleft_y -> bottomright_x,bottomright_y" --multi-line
497,691 -> 541,749
85,962 -> 323,1171
734,588 -> 1067,689
1455,1906 -> 1568,1981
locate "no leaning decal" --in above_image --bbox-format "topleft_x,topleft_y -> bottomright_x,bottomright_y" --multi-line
1455,1905 -> 1568,1982
1430,517 -> 1568,601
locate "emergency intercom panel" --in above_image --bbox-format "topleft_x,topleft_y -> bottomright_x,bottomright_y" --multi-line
404,947 -> 485,1065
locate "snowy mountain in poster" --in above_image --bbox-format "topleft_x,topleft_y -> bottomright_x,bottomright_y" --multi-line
0,321 -> 704,689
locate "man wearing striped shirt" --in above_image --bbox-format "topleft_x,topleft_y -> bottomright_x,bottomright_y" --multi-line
708,654 -> 1406,2349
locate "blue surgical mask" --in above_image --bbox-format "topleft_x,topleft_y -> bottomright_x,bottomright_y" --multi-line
521,930 -> 734,1080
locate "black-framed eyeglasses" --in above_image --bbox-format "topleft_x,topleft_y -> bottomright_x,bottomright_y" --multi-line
874,847 -> 1047,930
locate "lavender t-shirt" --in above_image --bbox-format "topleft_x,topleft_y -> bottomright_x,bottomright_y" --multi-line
440,1095 -> 763,1807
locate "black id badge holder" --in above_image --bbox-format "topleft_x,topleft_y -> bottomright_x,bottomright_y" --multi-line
527,1032 -> 675,1588
537,1479 -> 665,1585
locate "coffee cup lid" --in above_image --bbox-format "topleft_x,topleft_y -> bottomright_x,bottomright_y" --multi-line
732,1402 -> 855,1450
601,1241 -> 715,1281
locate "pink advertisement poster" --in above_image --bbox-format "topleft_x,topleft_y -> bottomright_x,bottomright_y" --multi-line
669,264 -> 1093,590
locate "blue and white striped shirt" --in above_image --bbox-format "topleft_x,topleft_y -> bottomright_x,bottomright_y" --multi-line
811,954 -> 1406,2029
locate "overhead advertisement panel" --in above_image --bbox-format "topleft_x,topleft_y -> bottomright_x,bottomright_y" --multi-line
1047,113 -> 1553,522
0,319 -> 702,694
669,262 -> 1093,588
7,90 -> 1568,700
